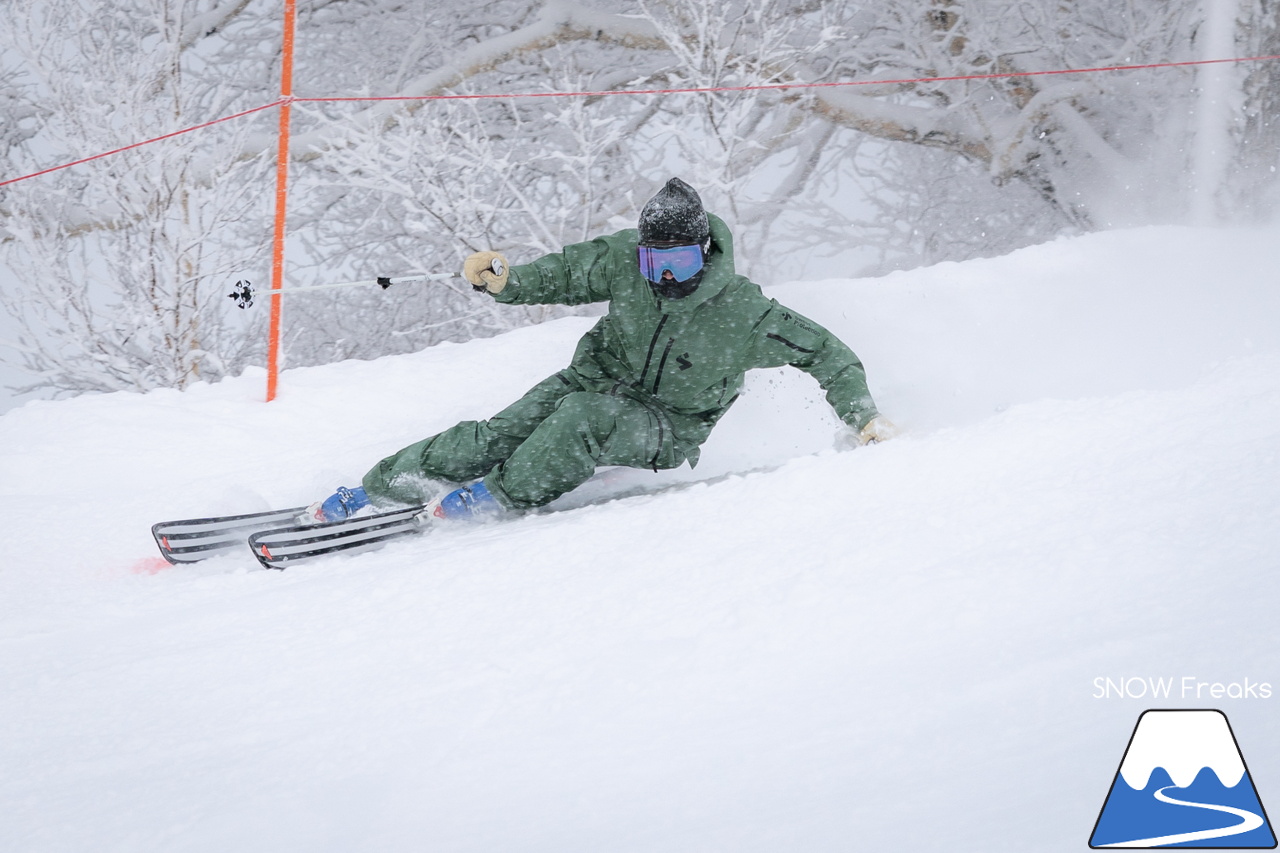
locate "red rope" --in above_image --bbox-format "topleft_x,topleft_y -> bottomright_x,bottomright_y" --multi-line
0,101 -> 283,189
3,53 -> 1279,190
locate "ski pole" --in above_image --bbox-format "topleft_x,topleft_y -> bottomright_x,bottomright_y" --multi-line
228,272 -> 460,309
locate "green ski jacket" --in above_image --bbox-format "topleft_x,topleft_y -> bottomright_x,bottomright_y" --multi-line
495,213 -> 879,466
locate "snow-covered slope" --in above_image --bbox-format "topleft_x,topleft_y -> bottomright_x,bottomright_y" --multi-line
2,225 -> 1278,852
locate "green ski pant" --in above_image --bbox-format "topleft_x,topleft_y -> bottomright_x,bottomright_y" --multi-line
362,371 -> 681,510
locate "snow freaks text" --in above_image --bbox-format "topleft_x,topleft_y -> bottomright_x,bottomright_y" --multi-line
1093,677 -> 1274,700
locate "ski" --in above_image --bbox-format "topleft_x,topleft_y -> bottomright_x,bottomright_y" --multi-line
152,506 -> 309,564
247,505 -> 431,570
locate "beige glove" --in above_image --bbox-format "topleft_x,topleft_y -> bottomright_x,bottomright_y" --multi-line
859,415 -> 899,444
835,415 -> 899,450
462,251 -> 509,294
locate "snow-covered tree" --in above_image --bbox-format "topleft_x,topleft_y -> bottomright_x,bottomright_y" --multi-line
290,0 -> 1280,282
1230,0 -> 1280,220
0,0 -> 274,395
2,0 -> 1277,395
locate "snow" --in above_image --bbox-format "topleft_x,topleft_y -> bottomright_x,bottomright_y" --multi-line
1119,711 -> 1245,789
2,224 -> 1279,851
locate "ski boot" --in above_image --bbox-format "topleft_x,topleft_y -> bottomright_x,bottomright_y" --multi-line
428,480 -> 504,521
305,485 -> 372,524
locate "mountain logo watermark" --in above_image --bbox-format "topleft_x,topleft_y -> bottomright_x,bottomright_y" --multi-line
1090,709 -> 1276,848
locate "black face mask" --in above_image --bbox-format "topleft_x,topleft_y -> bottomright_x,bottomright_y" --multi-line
649,269 -> 703,299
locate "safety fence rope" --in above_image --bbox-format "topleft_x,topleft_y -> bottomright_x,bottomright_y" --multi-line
3,52 -> 1279,191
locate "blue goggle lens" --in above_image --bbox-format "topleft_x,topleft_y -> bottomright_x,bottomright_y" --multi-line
638,244 -> 704,283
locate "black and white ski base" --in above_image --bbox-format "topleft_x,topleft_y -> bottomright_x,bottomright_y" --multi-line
247,505 -> 431,570
152,507 -> 309,564
153,463 -> 790,570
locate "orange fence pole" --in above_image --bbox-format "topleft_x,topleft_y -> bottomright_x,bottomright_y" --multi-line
266,0 -> 297,402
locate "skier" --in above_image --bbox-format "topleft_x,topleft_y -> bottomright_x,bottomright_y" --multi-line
308,178 -> 897,523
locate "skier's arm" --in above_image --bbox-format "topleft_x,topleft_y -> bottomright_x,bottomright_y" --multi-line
750,301 -> 880,431
489,233 -> 630,307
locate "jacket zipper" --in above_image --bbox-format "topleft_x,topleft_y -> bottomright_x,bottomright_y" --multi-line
651,337 -> 676,395
638,313 -> 669,388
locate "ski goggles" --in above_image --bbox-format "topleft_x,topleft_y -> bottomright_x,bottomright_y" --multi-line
637,243 -> 705,283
